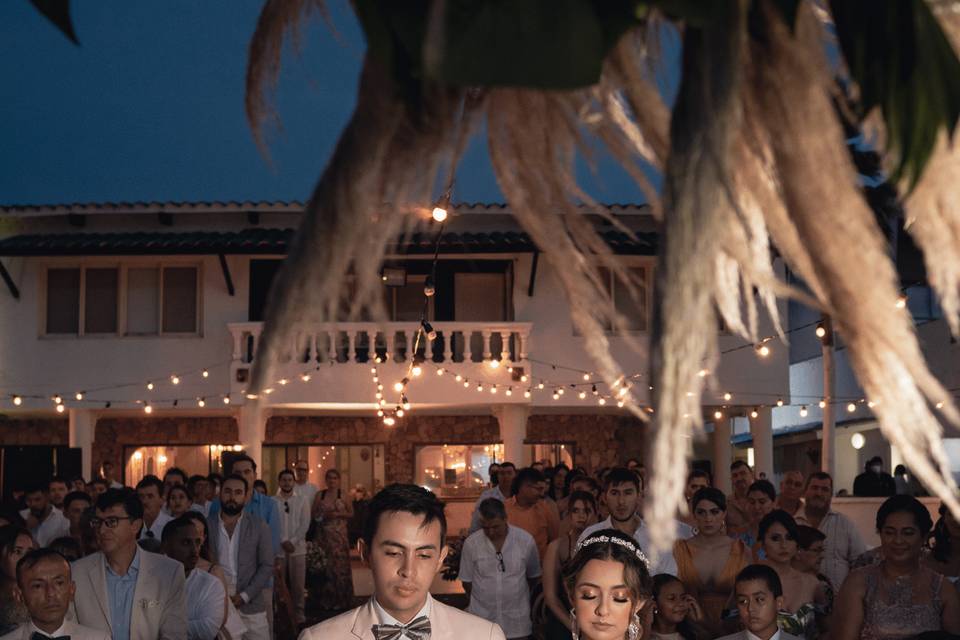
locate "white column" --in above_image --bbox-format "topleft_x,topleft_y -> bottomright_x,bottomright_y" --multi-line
752,407 -> 774,481
69,408 -> 95,480
238,402 -> 267,470
713,416 -> 733,494
495,404 -> 529,466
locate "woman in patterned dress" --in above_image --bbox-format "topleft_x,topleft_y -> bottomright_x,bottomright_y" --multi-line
311,468 -> 355,610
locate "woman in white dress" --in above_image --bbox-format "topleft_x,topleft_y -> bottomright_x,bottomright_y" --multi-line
562,528 -> 653,640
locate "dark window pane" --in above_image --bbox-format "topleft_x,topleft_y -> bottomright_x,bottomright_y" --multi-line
126,267 -> 159,334
162,267 -> 198,333
46,268 -> 80,334
84,268 -> 119,333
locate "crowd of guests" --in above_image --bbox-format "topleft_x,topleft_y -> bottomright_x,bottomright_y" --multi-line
1,456 -> 960,640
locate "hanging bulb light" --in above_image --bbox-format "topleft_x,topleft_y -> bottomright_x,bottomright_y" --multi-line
505,387 -> 513,397
520,374 -> 528,383
377,409 -> 384,417
523,389 -> 531,399
53,395 -> 62,405
301,373 -> 311,382
616,400 -> 624,408
56,403 -> 65,413
799,405 -> 808,417
598,397 -> 607,406
396,408 -> 405,418
489,359 -> 500,369
538,381 -> 545,390
147,382 -> 154,391
583,373 -> 591,381
12,395 -> 22,406
896,293 -> 907,309
750,408 -> 759,419
144,403 -> 153,414
422,321 -> 437,341
815,323 -> 827,339
278,378 -> 289,386
436,368 -> 444,376
423,276 -> 436,297
75,392 -> 84,401
756,344 -> 771,357
463,380 -> 470,388
552,391 -> 560,400
383,416 -> 396,426
819,399 -> 827,409
723,392 -> 732,401
714,410 -> 723,420
847,402 -> 857,413
171,375 -> 180,385
202,369 -> 210,378
776,398 -> 784,407
579,391 -> 587,400
198,398 -> 206,407
412,364 -> 423,377
490,385 -> 498,394
223,395 -> 231,404
477,383 -> 484,392
432,206 -> 448,223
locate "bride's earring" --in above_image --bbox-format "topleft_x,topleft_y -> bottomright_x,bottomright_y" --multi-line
627,612 -> 642,640
570,609 -> 579,640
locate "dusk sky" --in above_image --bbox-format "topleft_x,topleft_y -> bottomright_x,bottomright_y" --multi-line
1,1 -> 675,206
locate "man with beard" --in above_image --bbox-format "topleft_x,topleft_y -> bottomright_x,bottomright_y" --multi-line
71,488 -> 187,639
20,481 -> 70,547
48,477 -> 69,511
577,467 -> 691,575
0,548 -> 109,640
206,475 -> 273,640
795,471 -> 866,590
726,461 -> 755,536
162,516 -> 226,640
298,483 -> 505,640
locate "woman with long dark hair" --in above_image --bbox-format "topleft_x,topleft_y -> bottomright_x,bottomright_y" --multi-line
544,490 -> 598,638
562,528 -> 654,640
0,525 -> 33,634
311,468 -> 355,610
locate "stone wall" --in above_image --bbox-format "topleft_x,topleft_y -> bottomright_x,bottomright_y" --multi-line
94,416 -> 238,474
0,417 -> 68,445
527,414 -> 644,471
267,414 -> 500,484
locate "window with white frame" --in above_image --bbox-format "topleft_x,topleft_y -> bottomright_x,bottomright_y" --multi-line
43,264 -> 201,336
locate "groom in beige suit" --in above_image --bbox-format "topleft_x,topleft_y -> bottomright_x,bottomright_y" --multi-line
71,489 -> 187,640
299,484 -> 505,640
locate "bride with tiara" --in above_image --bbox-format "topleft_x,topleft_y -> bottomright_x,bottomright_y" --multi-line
562,528 -> 654,640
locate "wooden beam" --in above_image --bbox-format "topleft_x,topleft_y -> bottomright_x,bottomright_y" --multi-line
0,260 -> 20,300
218,254 -> 235,296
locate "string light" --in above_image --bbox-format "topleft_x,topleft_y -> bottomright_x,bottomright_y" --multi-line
520,375 -> 528,383
223,395 -> 230,404
396,408 -> 405,418
815,324 -> 827,339
936,401 -> 945,409
698,369 -> 709,378
552,391 -> 560,400
202,369 -> 209,378
490,385 -> 498,394
437,369 -> 445,376
799,405 -> 808,417
431,206 -> 448,223
867,400 -> 875,408
300,373 -> 311,382
776,398 -> 784,407
75,392 -> 84,401
53,395 -> 62,405
524,390 -> 531,398
394,380 -> 406,392
171,375 -> 180,385
756,344 -> 771,357
198,398 -> 205,407
579,391 -> 587,400
819,399 -> 826,409
12,395 -> 21,406
278,378 -> 288,385
598,397 -> 606,406
896,294 -> 907,309
147,382 -> 154,390
750,408 -> 759,419
583,373 -> 591,381
383,416 -> 396,426
505,387 -> 513,396
847,402 -> 857,413
616,400 -> 624,408
714,410 -> 723,419
538,382 -> 545,390
144,403 -> 153,414
56,404 -> 65,413
412,365 -> 422,377
455,374 -> 463,382
463,380 -> 470,388
489,359 -> 500,369
723,392 -> 732,401
477,383 -> 484,392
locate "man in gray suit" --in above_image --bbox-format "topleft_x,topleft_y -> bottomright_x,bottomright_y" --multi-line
715,565 -> 802,640
0,548 -> 109,640
206,474 -> 273,640
71,489 -> 187,640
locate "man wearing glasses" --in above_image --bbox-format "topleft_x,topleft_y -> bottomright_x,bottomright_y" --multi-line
459,498 -> 541,640
71,488 -> 187,640
274,469 -> 310,626
291,460 -> 318,505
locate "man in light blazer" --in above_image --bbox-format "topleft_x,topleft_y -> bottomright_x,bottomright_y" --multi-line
71,489 -> 187,640
0,548 -> 109,640
714,565 -> 802,640
298,484 -> 505,640
205,474 -> 273,640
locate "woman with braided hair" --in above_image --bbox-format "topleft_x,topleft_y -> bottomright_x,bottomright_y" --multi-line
562,528 -> 653,640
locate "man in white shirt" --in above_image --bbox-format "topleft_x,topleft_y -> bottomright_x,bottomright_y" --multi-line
469,463 -> 517,533
101,461 -> 125,490
460,498 -> 541,639
20,482 -> 70,547
292,461 -> 318,506
577,467 -> 690,576
274,469 -> 310,625
0,548 -> 110,640
299,484 -> 505,640
715,564 -> 802,640
136,475 -> 173,544
162,515 -> 226,640
795,471 -> 866,589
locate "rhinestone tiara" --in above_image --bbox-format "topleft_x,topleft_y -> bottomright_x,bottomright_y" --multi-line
576,533 -> 650,568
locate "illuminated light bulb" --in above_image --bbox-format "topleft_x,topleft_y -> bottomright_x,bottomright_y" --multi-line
455,374 -> 463,382
815,324 -> 826,339
202,369 -> 209,378
552,392 -> 560,400
158,455 -> 167,463
714,410 -> 723,419
520,375 -> 528,383
463,381 -> 470,388
403,400 -> 410,411
819,399 -> 826,409
75,392 -> 84,401
377,384 -> 384,391
432,206 -> 448,222
263,388 -> 275,395
490,385 -> 498,394
246,393 -> 259,400
799,405 -> 808,417
144,404 -> 153,414
776,398 -> 784,407
233,444 -> 242,452
412,365 -> 423,377
56,404 -> 65,413
583,373 -> 591,381
379,399 -> 387,406
557,388 -> 565,396
750,409 -> 759,419
477,383 -> 484,392
598,398 -> 607,406
523,390 -> 531,399
198,398 -> 205,407
278,378 -> 289,386
579,391 -> 587,400
756,344 -> 771,357
592,385 -> 599,396
424,281 -> 436,297
619,387 -> 629,398
847,403 -> 856,413
646,407 -> 655,413
505,388 -> 513,396
867,400 -> 875,408
617,401 -> 624,408
53,395 -> 62,405
437,369 -> 444,376
936,401 -> 945,409
375,392 -> 382,400
507,366 -> 513,373
133,451 -> 143,461
223,396 -> 230,404
12,396 -> 22,406
301,373 -> 311,382
396,409 -> 405,418
377,409 -> 384,417
171,375 -> 180,385
394,381 -> 405,392
489,359 -> 500,369
538,382 -> 545,390
896,294 -> 907,309
147,382 -> 154,391
383,416 -> 396,426
723,392 -> 732,401
698,369 -> 709,378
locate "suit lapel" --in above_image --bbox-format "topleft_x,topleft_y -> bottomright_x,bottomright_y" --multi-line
350,599 -> 378,640
91,554 -> 113,633
427,596 -> 453,640
131,550 -> 149,640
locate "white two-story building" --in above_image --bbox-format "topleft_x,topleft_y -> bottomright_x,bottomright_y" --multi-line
0,202 -> 789,500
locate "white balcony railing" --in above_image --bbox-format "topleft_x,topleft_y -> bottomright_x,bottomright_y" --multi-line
228,321 -> 532,367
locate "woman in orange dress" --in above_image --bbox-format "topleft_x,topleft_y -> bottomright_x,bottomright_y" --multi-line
673,487 -> 752,637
